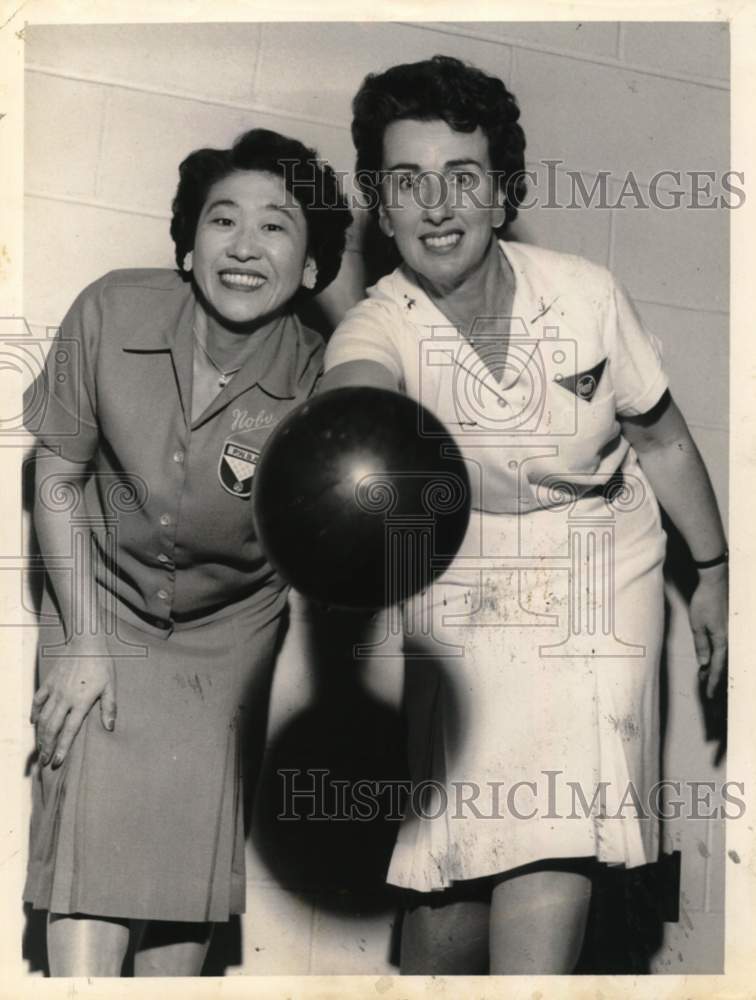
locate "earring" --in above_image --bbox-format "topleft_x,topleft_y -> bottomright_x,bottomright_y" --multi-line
378,207 -> 394,240
183,251 -> 193,272
302,259 -> 318,290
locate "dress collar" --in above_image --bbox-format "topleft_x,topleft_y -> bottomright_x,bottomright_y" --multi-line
382,239 -> 525,332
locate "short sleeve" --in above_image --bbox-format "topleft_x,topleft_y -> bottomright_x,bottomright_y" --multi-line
23,278 -> 103,462
324,299 -> 405,383
604,276 -> 669,417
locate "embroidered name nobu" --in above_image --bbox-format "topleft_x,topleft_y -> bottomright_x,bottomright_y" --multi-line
230,407 -> 275,432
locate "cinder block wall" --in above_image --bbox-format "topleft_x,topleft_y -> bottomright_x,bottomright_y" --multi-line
22,20 -> 729,975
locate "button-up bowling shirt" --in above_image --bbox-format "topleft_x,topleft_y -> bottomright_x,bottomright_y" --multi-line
25,269 -> 324,630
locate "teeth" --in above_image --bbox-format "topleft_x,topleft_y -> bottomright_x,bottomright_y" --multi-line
220,273 -> 265,288
423,233 -> 461,248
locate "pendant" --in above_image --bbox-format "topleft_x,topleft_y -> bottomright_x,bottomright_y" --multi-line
219,375 -> 229,388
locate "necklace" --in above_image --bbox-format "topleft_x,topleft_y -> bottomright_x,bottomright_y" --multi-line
193,327 -> 243,388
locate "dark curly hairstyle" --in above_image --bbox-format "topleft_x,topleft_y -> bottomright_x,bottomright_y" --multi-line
170,128 -> 352,297
352,55 -> 527,231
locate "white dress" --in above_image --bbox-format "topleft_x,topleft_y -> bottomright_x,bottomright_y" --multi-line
325,241 -> 668,892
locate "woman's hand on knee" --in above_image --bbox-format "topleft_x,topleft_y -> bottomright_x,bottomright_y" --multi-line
31,642 -> 117,767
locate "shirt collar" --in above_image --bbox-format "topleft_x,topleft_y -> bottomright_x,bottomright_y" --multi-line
188,310 -> 318,429
379,239 -> 526,331
192,308 -> 309,403
121,274 -> 195,351
123,280 -> 312,400
235,311 -> 307,401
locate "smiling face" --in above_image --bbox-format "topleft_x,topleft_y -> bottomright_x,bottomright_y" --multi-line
378,119 -> 507,295
192,169 -> 313,328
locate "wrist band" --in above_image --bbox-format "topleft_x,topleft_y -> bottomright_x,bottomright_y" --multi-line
694,549 -> 729,569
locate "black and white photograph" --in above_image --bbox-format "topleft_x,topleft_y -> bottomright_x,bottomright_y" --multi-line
0,3 -> 753,996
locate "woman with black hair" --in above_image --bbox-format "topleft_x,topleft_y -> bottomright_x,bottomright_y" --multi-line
322,56 -> 728,974
24,128 -> 351,976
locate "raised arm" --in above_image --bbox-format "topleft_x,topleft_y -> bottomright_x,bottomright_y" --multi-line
620,390 -> 727,697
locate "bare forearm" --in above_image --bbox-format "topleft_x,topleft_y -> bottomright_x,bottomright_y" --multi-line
634,434 -> 726,563
320,360 -> 399,394
34,452 -> 95,642
620,395 -> 726,562
31,452 -> 117,762
622,395 -> 727,693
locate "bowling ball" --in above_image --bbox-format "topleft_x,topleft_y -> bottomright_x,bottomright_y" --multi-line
253,386 -> 470,608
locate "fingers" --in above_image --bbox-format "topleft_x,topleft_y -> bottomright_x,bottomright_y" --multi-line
30,685 -> 51,725
99,681 -> 117,732
705,637 -> 728,699
49,707 -> 89,768
35,697 -> 70,766
692,626 -> 711,668
34,676 -> 117,767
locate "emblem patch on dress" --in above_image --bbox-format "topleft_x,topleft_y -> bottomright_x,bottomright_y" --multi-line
554,358 -> 607,402
219,440 -> 260,498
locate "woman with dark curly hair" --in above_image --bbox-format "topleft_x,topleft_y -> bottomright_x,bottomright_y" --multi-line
322,56 -> 727,974
24,128 -> 351,976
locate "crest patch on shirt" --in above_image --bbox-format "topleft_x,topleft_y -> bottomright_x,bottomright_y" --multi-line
219,440 -> 260,498
554,358 -> 607,402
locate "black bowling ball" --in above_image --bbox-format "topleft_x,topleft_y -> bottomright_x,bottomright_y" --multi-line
253,386 -> 470,608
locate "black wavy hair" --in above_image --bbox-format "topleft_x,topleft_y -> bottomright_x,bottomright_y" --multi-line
352,55 -> 527,231
170,128 -> 352,296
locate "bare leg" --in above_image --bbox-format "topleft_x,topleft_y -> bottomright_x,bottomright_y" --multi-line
400,900 -> 489,974
47,912 -> 131,977
133,920 -> 214,976
489,869 -> 592,974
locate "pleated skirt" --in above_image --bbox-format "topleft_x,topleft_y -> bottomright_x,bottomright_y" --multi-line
24,585 -> 286,923
387,465 -> 667,892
